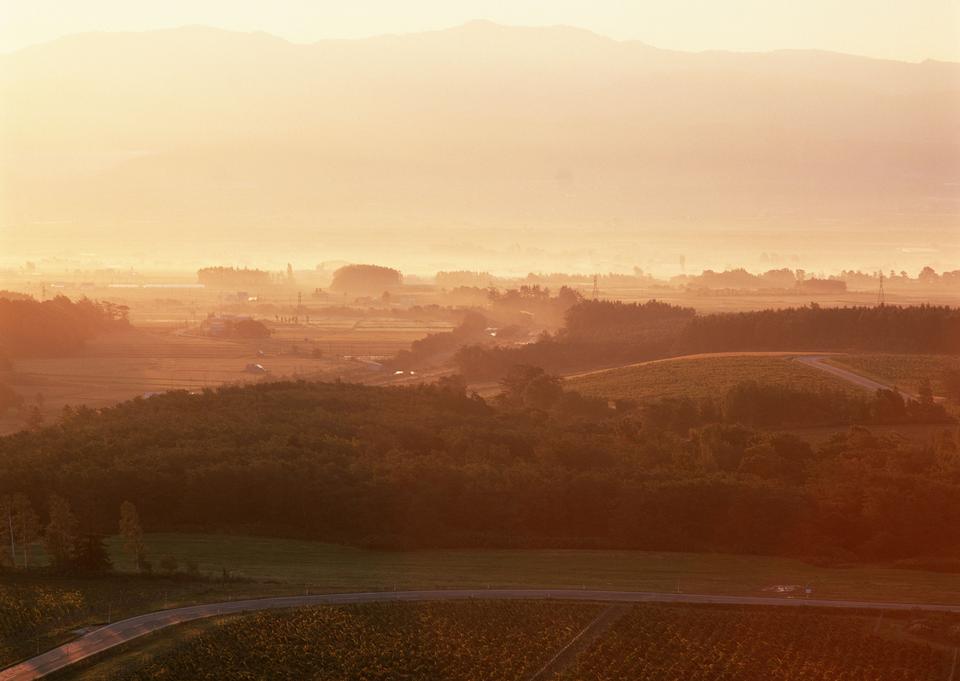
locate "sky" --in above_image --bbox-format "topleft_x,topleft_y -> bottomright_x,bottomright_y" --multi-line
2,0 -> 958,62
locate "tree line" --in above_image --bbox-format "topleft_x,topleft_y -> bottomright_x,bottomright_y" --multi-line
1,378 -> 958,563
0,493 -> 152,575
0,295 -> 129,358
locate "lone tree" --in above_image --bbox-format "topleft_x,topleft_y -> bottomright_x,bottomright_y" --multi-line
0,493 -> 40,568
119,500 -> 145,571
44,494 -> 78,572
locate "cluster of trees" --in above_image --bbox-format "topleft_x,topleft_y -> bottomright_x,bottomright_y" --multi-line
0,493 -> 170,576
0,493 -> 136,574
1,379 -> 958,562
0,295 -> 129,358
330,265 -> 402,294
197,267 -> 272,288
452,302 -> 960,379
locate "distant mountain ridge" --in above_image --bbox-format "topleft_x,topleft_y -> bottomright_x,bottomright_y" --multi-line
1,22 -> 958,268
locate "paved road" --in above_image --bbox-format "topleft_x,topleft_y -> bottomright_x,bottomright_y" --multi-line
4,588 -> 960,681
794,355 -> 916,399
564,351 -> 839,382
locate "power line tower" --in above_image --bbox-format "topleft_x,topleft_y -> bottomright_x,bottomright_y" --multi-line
877,271 -> 885,307
591,274 -> 600,300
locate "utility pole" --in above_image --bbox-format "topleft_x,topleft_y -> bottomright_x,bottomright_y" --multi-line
877,271 -> 885,307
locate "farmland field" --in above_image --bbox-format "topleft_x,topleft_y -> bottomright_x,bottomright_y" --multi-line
560,604 -> 951,680
93,533 -> 960,604
0,312 -> 453,434
826,354 -> 960,398
10,531 -> 960,669
564,353 -> 861,403
57,602 -> 953,681
68,601 -> 599,681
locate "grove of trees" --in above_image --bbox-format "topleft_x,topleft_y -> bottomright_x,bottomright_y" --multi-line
330,265 -> 402,294
0,295 -> 129,358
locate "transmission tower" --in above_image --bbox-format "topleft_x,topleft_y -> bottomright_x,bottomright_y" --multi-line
877,271 -> 885,307
591,274 -> 600,300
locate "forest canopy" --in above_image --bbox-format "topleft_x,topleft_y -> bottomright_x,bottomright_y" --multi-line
1,379 -> 957,563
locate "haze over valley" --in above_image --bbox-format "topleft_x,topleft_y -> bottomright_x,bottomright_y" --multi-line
2,22 -> 958,275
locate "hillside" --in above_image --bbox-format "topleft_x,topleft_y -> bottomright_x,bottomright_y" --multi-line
1,379 -> 958,560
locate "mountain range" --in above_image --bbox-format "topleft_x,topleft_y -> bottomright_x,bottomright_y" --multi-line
1,22 -> 958,272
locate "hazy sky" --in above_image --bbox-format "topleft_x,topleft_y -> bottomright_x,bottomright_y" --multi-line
2,0 -> 958,62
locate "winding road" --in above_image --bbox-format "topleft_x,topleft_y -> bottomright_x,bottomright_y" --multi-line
4,588 -> 960,680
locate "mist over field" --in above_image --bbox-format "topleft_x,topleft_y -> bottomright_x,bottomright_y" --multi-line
2,22 -> 958,275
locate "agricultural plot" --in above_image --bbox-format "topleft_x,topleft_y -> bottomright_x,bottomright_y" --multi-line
0,312 -> 452,434
560,604 -> 950,681
827,354 -> 960,398
106,601 -> 599,681
565,354 -> 859,404
63,602 -> 953,681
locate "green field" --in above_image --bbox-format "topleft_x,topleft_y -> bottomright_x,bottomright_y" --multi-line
9,532 -> 960,672
565,354 -> 859,403
827,354 -> 960,397
96,533 -> 960,605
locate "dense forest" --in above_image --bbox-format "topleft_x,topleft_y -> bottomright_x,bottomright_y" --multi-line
1,378 -> 957,563
0,295 -> 129,358
454,302 -> 960,378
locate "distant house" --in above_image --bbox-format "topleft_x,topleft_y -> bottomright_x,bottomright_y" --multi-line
244,363 -> 268,374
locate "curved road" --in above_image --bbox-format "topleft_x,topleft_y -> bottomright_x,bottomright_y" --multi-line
794,355 -> 919,400
4,588 -> 960,680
